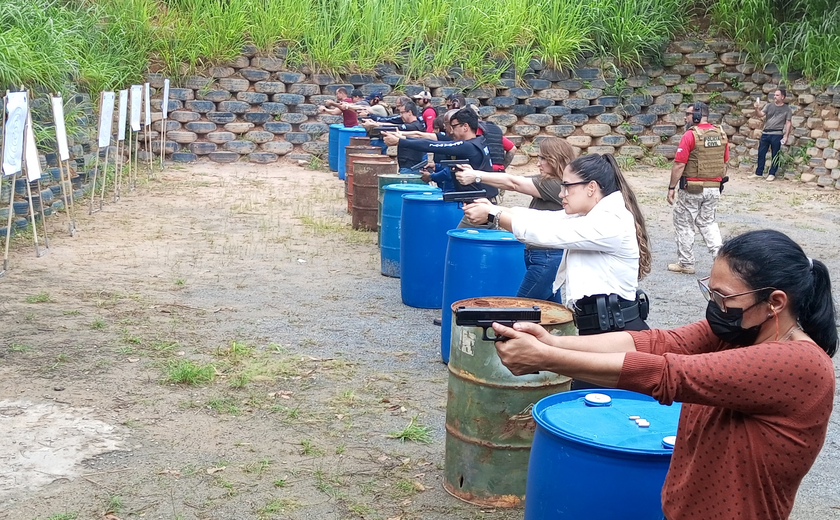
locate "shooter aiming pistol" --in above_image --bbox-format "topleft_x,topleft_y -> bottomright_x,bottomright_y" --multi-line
442,189 -> 487,206
439,159 -> 471,171
455,306 -> 542,341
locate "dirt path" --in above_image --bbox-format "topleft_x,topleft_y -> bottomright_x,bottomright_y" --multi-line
0,160 -> 838,520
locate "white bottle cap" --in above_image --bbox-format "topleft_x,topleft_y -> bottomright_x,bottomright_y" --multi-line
583,393 -> 612,406
662,435 -> 677,449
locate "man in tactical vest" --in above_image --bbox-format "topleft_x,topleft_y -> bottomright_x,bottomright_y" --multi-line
666,102 -> 729,275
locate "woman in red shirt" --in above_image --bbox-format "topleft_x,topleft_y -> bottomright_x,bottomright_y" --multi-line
492,229 -> 836,519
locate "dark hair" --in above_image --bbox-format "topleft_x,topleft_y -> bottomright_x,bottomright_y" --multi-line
450,107 -> 479,131
447,93 -> 467,108
350,89 -> 363,98
402,101 -> 418,117
696,101 -> 709,118
568,153 -> 652,279
335,87 -> 347,96
778,88 -> 787,98
432,115 -> 444,132
718,230 -> 837,356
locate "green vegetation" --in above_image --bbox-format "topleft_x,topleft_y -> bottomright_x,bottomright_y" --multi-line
1,0 -> 691,93
706,0 -> 840,83
387,415 -> 433,443
164,358 -> 215,385
2,0 -> 837,94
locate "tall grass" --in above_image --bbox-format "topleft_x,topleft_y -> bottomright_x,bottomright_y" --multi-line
2,0 -> 838,94
707,0 -> 840,83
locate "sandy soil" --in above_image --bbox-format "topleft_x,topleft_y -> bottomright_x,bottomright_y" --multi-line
0,158 -> 838,520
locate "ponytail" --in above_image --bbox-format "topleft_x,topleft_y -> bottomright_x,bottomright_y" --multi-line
568,154 -> 652,279
719,230 -> 838,356
603,154 -> 651,279
800,260 -> 838,356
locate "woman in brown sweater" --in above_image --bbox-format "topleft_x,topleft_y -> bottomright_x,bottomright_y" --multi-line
491,229 -> 836,519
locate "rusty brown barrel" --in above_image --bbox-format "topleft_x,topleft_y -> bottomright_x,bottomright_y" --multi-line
346,154 -> 392,214
444,296 -> 575,508
344,145 -> 381,211
349,136 -> 371,146
352,161 -> 397,230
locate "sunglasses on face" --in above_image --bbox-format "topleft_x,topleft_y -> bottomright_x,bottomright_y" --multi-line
697,276 -> 774,312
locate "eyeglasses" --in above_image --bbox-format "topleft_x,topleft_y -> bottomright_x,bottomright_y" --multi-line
560,180 -> 589,194
697,276 -> 775,312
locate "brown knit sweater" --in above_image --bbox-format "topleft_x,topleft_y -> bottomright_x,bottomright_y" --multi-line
617,320 -> 835,520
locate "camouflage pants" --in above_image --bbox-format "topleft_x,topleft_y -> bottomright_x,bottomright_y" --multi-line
673,187 -> 722,268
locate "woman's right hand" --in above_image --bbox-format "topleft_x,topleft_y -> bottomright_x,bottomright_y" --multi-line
492,322 -> 555,375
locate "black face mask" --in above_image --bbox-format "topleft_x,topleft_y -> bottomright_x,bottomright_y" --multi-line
705,300 -> 767,346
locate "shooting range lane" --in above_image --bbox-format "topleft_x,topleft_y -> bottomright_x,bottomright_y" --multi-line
0,159 -> 837,520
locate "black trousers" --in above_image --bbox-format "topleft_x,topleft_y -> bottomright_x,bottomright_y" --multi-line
570,316 -> 650,391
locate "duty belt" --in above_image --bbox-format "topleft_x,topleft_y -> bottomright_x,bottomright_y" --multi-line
573,294 -> 640,333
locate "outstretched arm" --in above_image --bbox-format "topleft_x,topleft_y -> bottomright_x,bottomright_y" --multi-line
492,322 -> 634,386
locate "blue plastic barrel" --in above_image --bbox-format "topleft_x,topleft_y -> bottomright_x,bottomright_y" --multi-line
525,389 -> 681,520
380,184 -> 440,277
337,126 -> 368,180
400,193 -> 463,308
440,229 -> 526,362
328,123 -> 343,171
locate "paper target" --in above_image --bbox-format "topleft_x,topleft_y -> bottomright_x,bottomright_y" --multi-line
50,94 -> 70,161
24,110 -> 42,182
144,83 -> 151,126
162,78 -> 170,119
130,85 -> 142,131
98,91 -> 115,149
118,89 -> 128,141
2,91 -> 28,177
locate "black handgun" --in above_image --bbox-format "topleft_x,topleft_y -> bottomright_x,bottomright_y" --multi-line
406,159 -> 432,174
371,125 -> 399,136
455,306 -> 542,341
439,159 -> 471,171
442,189 -> 487,206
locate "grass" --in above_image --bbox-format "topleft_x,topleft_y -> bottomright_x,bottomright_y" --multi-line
44,514 -> 77,520
2,0 -> 702,93
8,343 -> 31,353
207,397 -> 242,415
387,415 -> 433,443
257,498 -> 300,517
25,291 -> 52,303
707,0 -> 840,83
164,358 -> 215,385
300,439 -> 323,456
106,495 -> 123,514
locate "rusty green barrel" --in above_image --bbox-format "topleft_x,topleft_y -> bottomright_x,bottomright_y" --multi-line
444,296 -> 575,508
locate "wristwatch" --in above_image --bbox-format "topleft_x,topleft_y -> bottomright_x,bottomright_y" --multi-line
475,175 -> 482,184
486,206 -> 502,225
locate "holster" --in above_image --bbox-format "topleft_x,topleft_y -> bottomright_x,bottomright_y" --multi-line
573,294 -> 641,333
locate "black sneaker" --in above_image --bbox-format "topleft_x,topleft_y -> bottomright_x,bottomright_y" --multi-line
433,318 -> 442,326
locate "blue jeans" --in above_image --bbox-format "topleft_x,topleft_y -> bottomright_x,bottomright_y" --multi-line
370,138 -> 388,154
755,133 -> 783,176
516,248 -> 564,303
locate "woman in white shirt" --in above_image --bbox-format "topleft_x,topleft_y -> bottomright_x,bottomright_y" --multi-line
464,153 -> 652,335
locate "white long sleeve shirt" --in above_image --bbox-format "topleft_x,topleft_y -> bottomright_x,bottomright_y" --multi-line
510,191 -> 640,305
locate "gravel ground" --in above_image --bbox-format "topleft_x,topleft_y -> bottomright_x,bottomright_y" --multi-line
0,159 -> 837,520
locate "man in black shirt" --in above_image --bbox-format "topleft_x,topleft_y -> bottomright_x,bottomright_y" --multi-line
366,101 -> 426,173
384,108 -> 498,199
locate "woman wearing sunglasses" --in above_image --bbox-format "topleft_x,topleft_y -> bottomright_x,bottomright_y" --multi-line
489,229 -> 836,519
455,137 -> 575,302
464,153 -> 652,338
